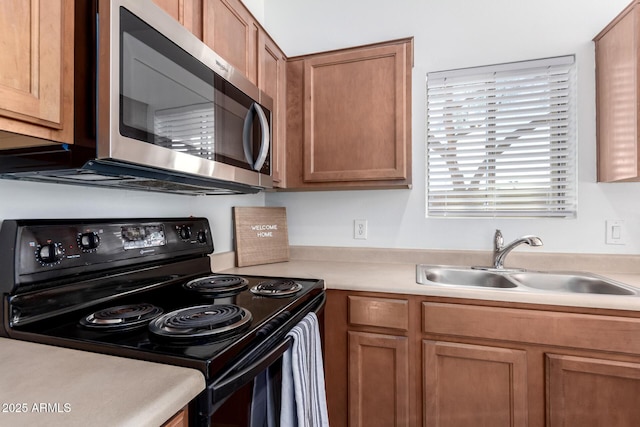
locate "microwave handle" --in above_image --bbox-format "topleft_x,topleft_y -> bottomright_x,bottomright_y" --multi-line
253,103 -> 270,171
242,103 -> 270,171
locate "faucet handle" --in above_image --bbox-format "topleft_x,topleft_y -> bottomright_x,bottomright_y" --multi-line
494,229 -> 504,251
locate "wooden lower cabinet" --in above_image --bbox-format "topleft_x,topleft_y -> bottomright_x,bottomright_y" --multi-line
349,331 -> 410,427
546,354 -> 640,426
324,290 -> 418,427
161,406 -> 188,427
325,290 -> 640,427
423,341 -> 528,427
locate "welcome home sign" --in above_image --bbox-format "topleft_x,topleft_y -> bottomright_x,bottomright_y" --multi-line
233,207 -> 290,267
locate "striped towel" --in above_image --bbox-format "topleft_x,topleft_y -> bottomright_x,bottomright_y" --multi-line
251,367 -> 277,427
280,312 -> 330,427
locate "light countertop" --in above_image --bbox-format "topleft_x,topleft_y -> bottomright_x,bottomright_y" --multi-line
0,338 -> 205,427
213,246 -> 640,312
3,246 -> 638,427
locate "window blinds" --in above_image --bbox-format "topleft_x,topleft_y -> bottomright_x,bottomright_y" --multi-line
153,103 -> 215,159
426,56 -> 576,218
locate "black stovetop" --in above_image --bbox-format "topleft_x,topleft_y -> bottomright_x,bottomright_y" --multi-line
0,217 -> 324,381
7,272 -> 324,379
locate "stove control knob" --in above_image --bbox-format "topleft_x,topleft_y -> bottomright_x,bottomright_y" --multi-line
79,232 -> 100,251
196,230 -> 207,244
179,225 -> 192,240
37,243 -> 64,264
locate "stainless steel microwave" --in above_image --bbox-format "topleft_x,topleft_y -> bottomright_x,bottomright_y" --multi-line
0,0 -> 273,195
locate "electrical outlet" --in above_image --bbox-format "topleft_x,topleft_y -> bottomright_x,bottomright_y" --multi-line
354,219 -> 368,240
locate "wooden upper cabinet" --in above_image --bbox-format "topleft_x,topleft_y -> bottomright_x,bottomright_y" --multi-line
285,38 -> 413,190
304,42 -> 411,183
0,0 -> 74,145
594,1 -> 640,182
203,0 -> 258,84
152,0 -> 203,39
259,31 -> 287,187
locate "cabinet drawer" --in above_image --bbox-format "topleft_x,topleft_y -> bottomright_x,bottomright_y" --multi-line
422,302 -> 640,354
348,296 -> 408,331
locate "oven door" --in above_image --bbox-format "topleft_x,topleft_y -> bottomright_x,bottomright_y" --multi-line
194,292 -> 326,427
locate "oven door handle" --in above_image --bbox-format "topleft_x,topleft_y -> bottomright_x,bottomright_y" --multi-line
204,291 -> 325,417
209,335 -> 292,404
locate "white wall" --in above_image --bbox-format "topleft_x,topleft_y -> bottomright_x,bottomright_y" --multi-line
2,1 -> 639,257
257,0 -> 640,255
240,0 -> 264,23
0,1 -> 277,254
0,180 -> 264,253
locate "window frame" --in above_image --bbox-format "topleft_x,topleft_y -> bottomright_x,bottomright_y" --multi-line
425,55 -> 577,219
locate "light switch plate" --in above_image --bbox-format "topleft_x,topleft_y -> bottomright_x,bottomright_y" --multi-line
605,219 -> 626,245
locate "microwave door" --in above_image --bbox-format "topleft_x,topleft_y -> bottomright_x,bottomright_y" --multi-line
120,30 -> 215,153
242,103 -> 270,171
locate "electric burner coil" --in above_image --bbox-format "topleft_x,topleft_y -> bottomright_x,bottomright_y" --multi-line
148,304 -> 252,341
250,279 -> 303,297
183,275 -> 249,297
79,303 -> 164,331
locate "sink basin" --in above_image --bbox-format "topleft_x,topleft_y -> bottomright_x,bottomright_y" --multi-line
418,265 -> 518,288
510,272 -> 637,296
416,264 -> 639,296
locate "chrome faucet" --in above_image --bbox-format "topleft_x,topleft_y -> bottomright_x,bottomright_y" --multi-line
493,229 -> 543,269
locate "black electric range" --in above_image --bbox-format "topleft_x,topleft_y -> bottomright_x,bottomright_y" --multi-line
0,217 -> 325,425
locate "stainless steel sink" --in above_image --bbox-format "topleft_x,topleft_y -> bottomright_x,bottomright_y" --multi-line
416,264 -> 639,296
418,265 -> 518,288
510,272 -> 638,295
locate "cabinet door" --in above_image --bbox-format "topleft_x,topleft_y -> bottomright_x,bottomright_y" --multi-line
594,2 -> 640,182
0,0 -> 73,145
547,354 -> 640,426
161,406 -> 188,427
152,0 -> 203,39
258,31 -> 286,186
303,40 -> 411,183
349,331 -> 410,427
423,340 -> 528,427
203,0 -> 258,84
